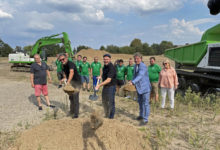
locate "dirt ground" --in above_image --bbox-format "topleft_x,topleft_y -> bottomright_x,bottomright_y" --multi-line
0,55 -> 220,150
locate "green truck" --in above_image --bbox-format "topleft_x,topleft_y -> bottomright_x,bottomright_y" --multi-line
165,24 -> 220,94
9,32 -> 73,71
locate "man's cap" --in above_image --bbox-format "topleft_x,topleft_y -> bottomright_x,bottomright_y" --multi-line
103,54 -> 111,58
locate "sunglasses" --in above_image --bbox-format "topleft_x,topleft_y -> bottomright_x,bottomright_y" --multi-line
164,63 -> 168,65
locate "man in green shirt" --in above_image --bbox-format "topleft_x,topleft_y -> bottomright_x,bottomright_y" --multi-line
124,58 -> 136,99
80,56 -> 91,91
55,54 -> 63,88
148,57 -> 161,103
126,58 -> 134,81
74,55 -> 82,75
116,59 -> 126,95
90,56 -> 102,90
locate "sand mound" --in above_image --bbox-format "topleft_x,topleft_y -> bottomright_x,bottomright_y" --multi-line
77,49 -> 134,63
124,84 -> 136,92
13,117 -> 151,150
63,84 -> 78,95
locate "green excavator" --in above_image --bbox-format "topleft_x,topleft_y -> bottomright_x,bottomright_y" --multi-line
9,32 -> 73,72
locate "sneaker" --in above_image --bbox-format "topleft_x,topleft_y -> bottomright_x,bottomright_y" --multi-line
58,85 -> 62,88
125,96 -> 131,99
38,106 -> 43,110
136,116 -> 143,120
72,115 -> 78,119
48,105 -> 55,108
133,97 -> 137,101
139,121 -> 148,126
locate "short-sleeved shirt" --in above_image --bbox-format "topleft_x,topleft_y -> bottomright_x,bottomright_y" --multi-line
102,62 -> 116,86
91,62 -> 102,76
74,60 -> 82,75
80,62 -> 90,76
148,64 -> 161,82
55,59 -> 62,72
126,65 -> 134,81
63,61 -> 81,84
116,65 -> 126,80
30,62 -> 49,85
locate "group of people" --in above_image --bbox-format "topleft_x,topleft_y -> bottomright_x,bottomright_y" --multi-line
30,52 -> 178,126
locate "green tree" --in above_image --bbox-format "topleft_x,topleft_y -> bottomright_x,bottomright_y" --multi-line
77,45 -> 90,52
100,45 -> 105,50
23,45 -> 33,54
119,46 -> 135,54
142,42 -> 154,55
0,39 -> 13,57
151,43 -> 161,55
159,41 -> 174,54
106,45 -> 119,53
130,38 -> 143,52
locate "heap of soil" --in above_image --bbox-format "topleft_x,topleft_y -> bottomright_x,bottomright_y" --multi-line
63,84 -> 76,95
124,84 -> 136,92
77,49 -> 134,63
13,118 -> 151,150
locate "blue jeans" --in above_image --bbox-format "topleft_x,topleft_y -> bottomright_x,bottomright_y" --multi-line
138,92 -> 150,122
102,85 -> 116,119
92,76 -> 99,89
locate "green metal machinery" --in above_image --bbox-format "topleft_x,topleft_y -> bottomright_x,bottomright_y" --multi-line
164,24 -> 220,94
9,32 -> 73,71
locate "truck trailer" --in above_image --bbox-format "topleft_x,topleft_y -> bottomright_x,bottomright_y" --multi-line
164,24 -> 220,94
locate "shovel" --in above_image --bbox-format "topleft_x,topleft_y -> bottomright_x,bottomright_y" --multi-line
89,78 -> 100,101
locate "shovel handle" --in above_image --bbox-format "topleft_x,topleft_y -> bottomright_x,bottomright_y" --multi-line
96,78 -> 100,87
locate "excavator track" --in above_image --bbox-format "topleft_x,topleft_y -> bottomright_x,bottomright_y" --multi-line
10,65 -> 30,72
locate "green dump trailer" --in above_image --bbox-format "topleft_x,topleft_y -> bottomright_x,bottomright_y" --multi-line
165,24 -> 220,94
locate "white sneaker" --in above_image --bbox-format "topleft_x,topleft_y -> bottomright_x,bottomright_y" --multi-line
133,97 -> 136,101
125,96 -> 131,99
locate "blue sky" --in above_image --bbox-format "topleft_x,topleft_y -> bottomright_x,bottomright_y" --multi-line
0,0 -> 219,49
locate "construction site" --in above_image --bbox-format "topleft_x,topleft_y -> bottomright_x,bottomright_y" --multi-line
0,47 -> 220,150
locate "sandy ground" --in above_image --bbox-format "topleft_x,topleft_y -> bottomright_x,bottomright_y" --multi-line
1,56 -> 220,150
0,57 -> 139,132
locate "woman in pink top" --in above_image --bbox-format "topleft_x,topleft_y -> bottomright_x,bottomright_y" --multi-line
159,59 -> 178,109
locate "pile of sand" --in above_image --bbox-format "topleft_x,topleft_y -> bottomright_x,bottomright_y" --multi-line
63,84 -> 77,95
124,84 -> 136,92
77,49 -> 134,64
12,117 -> 151,150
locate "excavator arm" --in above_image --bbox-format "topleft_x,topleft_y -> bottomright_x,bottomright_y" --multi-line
31,32 -> 73,58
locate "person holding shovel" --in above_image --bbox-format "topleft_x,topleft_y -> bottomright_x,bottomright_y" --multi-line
129,52 -> 151,126
59,53 -> 81,118
95,54 -> 117,119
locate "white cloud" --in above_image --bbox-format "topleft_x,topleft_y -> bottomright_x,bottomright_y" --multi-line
0,9 -> 13,18
154,18 -> 219,44
37,0 -> 184,22
28,21 -> 54,31
192,0 -> 208,4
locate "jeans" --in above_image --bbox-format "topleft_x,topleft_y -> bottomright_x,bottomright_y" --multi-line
92,76 -> 99,89
138,92 -> 150,122
102,85 -> 116,119
69,92 -> 79,117
69,81 -> 81,117
161,87 -> 175,109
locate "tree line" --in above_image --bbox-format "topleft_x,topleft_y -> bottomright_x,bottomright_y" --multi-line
100,38 -> 176,55
0,38 -> 176,57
